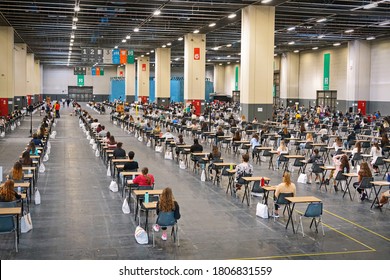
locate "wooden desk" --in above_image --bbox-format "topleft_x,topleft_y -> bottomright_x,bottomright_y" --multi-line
142,201 -> 158,240
262,185 -> 277,206
132,189 -> 163,221
319,166 -> 336,191
285,196 -> 322,233
370,181 -> 390,209
225,169 -> 236,196
212,162 -> 236,185
382,159 -> 390,180
342,173 -> 358,200
241,177 -> 271,206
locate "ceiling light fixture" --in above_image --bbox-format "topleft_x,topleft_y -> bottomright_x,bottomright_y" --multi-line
73,17 -> 78,22
146,52 -> 150,55
209,23 -> 216,27
261,0 -> 273,3
126,35 -> 130,39
379,20 -> 390,26
287,26 -> 296,31
193,29 -> 199,33
122,39 -> 126,43
274,54 -> 277,56
70,39 -> 74,43
363,2 -> 378,9
213,47 -> 219,51
207,59 -> 211,62
293,50 -> 299,53
178,37 -> 183,41
366,36 -> 376,40
318,35 -> 325,39
72,25 -> 77,30
345,29 -> 354,33
69,43 -> 73,46
312,47 -> 319,50
153,10 -> 161,16
74,6 -> 80,12
141,55 -> 144,57
150,50 -> 154,53
227,55 -> 231,57
228,13 -> 236,19
175,58 -> 179,61
71,34 -> 75,39
236,60 -> 239,63
167,42 -> 172,46
162,44 -> 166,48
226,44 -> 232,47
316,18 -> 327,23
134,27 -> 139,32
288,41 -> 295,45
227,62 -> 231,64
114,46 -> 118,49
333,42 -> 341,46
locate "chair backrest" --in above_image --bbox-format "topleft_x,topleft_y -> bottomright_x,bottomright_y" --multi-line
335,170 -> 347,181
359,177 -> 373,189
279,153 -> 289,162
276,192 -> 293,205
0,201 -> 17,233
237,173 -> 252,184
251,181 -> 265,194
374,156 -> 384,165
351,152 -> 362,161
304,202 -> 323,218
156,211 -> 176,227
137,185 -> 153,190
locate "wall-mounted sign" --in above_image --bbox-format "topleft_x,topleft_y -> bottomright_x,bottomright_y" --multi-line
194,47 -> 200,60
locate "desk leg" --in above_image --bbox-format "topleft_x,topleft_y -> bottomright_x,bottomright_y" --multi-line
285,203 -> 295,233
319,170 -> 328,191
370,186 -> 383,209
134,197 -> 139,221
343,177 -> 353,200
145,209 -> 149,242
17,214 -> 20,243
241,183 -> 250,206
382,163 -> 390,180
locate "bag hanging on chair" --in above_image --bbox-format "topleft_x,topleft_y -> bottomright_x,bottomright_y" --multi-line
109,180 -> 118,192
43,153 -> 49,162
95,149 -> 100,157
122,198 -> 130,214
107,166 -> 111,177
21,211 -> 33,233
34,189 -> 41,205
39,163 -> 45,173
256,203 -> 269,219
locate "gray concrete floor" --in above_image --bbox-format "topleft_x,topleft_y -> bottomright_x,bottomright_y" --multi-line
0,104 -> 389,260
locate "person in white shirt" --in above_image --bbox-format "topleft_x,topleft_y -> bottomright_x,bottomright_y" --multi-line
161,128 -> 174,140
276,140 -> 289,169
370,142 -> 382,174
317,124 -> 328,136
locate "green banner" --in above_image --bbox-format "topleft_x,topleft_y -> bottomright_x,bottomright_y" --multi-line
323,53 -> 330,90
127,49 -> 134,64
77,75 -> 84,86
235,66 -> 239,90
100,68 -> 104,76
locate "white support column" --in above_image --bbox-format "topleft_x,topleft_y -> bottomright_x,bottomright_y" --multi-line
0,26 -> 15,114
213,64 -> 225,94
137,56 -> 150,103
241,5 -> 275,120
125,63 -> 136,103
155,48 -> 171,107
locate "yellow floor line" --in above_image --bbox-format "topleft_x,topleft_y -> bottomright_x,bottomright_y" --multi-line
324,209 -> 390,242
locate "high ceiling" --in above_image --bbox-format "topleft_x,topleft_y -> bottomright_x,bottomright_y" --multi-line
0,0 -> 389,66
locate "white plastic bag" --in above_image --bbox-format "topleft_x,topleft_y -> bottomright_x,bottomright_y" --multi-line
122,198 -> 130,214
0,131 -> 5,137
47,141 -> 51,149
87,135 -> 91,140
89,138 -> 94,145
297,173 -> 307,184
164,151 -> 173,160
179,160 -> 186,169
134,226 -> 148,245
34,189 -> 41,205
201,169 -> 206,182
155,145 -> 163,153
92,143 -> 97,150
43,153 -> 49,162
146,140 -> 151,147
138,136 -> 143,142
39,163 -> 45,173
256,203 -> 269,219
21,211 -> 33,233
95,149 -> 100,157
46,147 -> 51,155
109,180 -> 118,192
17,121 -> 21,126
107,166 -> 111,177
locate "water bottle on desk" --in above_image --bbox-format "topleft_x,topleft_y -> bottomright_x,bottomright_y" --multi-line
144,192 -> 149,203
261,177 -> 265,187
17,186 -> 21,194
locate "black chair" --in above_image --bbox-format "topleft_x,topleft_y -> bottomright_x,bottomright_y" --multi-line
296,202 -> 324,237
353,177 -> 373,201
334,170 -> 347,192
0,201 -> 19,252
273,192 -> 293,220
152,211 -> 179,247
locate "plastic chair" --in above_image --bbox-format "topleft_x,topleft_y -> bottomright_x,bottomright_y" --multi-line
372,156 -> 385,174
334,170 -> 347,191
296,202 -> 324,237
273,192 -> 293,221
353,177 -> 374,201
351,153 -> 363,168
152,211 -> 179,247
0,201 -> 19,252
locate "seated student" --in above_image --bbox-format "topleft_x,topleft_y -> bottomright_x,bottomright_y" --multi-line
273,172 -> 296,217
90,119 -> 100,130
20,150 -> 33,167
317,124 -> 328,138
375,189 -> 390,208
103,131 -> 111,143
328,154 -> 350,191
161,128 -> 174,140
107,135 -> 117,148
330,136 -> 343,156
113,142 -> 126,158
130,167 -> 155,187
31,133 -> 43,147
7,162 -> 24,183
152,187 -> 181,241
353,161 -> 372,201
96,124 -> 103,134
306,148 -> 324,184
215,126 -> 224,145
0,179 -> 21,202
299,132 -> 313,151
235,153 -> 254,191
123,151 -> 139,171
28,141 -> 40,156
175,134 -> 185,158
344,130 -> 356,149
208,145 -> 222,176
276,140 -> 289,169
98,125 -> 107,137
370,142 -> 382,175
190,138 -> 203,153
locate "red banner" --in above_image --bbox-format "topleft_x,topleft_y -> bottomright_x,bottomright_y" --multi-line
96,67 -> 100,76
142,64 -> 146,71
119,50 -> 127,64
194,48 -> 200,60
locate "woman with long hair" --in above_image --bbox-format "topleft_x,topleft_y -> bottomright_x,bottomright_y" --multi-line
274,172 -> 296,217
0,179 -> 21,202
353,161 -> 372,201
153,187 -> 181,241
20,150 -> 33,166
8,162 -> 24,182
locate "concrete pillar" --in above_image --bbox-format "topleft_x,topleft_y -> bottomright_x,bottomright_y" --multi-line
34,60 -> 41,102
184,33 -> 205,115
213,64 -> 225,94
280,52 -> 300,105
155,48 -> 171,107
0,26 -> 15,115
125,63 -> 136,103
346,40 -> 371,113
14,43 -> 27,109
240,5 -> 275,120
137,56 -> 150,103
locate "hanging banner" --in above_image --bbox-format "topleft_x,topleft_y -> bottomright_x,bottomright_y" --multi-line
120,49 -> 127,64
112,49 -> 120,64
96,67 -> 101,76
235,66 -> 239,90
100,68 -> 104,76
91,67 -> 96,76
127,49 -> 134,64
194,47 -> 200,60
323,53 -> 330,90
77,75 -> 84,86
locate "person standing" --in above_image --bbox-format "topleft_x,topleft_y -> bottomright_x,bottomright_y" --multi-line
55,101 -> 61,118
